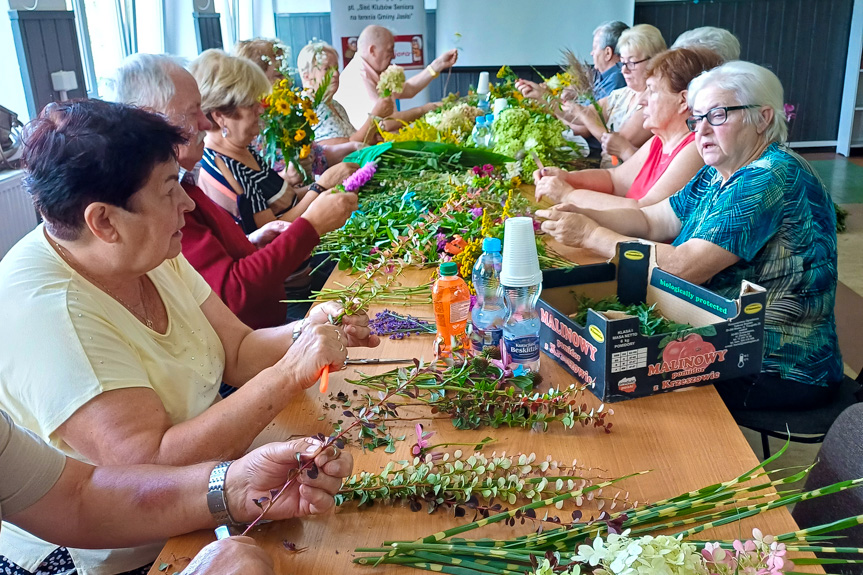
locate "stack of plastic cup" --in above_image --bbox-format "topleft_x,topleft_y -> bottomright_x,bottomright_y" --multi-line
500,217 -> 542,287
477,71 -> 490,95
493,98 -> 509,120
500,217 -> 543,372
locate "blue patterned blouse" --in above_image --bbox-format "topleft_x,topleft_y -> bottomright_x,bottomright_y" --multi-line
668,143 -> 843,387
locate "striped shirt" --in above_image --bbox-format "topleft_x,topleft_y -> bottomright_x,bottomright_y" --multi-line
669,143 -> 843,387
200,147 -> 294,234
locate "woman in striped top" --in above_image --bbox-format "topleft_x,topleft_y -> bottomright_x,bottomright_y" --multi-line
190,49 -> 356,234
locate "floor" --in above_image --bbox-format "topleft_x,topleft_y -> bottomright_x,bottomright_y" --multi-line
739,151 -> 863,489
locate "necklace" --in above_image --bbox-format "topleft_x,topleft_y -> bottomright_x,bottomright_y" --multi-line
48,232 -> 155,330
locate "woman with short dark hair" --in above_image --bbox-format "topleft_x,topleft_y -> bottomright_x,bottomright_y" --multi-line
0,99 -> 377,574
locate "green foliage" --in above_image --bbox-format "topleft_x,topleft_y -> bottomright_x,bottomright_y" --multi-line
570,293 -> 693,336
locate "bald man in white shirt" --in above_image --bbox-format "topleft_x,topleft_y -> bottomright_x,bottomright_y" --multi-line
333,25 -> 458,128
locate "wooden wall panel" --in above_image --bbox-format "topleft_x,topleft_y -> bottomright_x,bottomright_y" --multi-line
194,12 -> 224,53
635,0 -> 855,143
10,10 -> 87,118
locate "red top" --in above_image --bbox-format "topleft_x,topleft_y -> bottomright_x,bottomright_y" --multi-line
626,133 -> 696,200
181,182 -> 320,329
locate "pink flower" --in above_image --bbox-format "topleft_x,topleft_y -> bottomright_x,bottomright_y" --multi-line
343,161 -> 378,192
411,423 -> 435,456
472,166 -> 483,175
482,164 -> 494,174
784,103 -> 796,122
470,295 -> 477,310
370,247 -> 380,254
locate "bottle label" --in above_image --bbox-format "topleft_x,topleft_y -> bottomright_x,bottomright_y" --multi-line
471,327 -> 502,351
505,335 -> 540,362
449,299 -> 470,323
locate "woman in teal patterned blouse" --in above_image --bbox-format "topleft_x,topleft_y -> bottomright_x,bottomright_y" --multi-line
538,61 -> 842,410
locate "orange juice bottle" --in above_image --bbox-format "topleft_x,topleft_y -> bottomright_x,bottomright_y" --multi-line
432,262 -> 471,358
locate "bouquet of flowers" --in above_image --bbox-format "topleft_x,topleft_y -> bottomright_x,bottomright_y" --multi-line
260,78 -> 326,183
377,64 -> 406,97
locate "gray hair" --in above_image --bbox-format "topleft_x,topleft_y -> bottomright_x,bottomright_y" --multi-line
672,26 -> 741,63
593,21 -> 630,55
107,53 -> 186,113
687,60 -> 787,144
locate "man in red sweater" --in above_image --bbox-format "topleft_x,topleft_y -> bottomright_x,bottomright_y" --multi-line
112,54 -> 357,329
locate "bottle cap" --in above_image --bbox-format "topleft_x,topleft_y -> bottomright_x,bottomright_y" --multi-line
439,262 -> 458,276
500,217 -> 543,287
485,113 -> 495,123
476,116 -> 486,126
482,237 -> 501,253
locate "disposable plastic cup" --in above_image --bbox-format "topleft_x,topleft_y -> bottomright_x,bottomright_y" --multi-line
493,98 -> 508,119
477,71 -> 490,95
500,217 -> 542,287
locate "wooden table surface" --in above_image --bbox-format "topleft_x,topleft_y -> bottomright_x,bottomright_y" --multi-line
149,257 -> 819,574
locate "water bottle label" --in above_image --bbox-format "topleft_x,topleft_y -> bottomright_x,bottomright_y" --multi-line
471,327 -> 502,351
505,335 -> 540,362
450,300 -> 470,323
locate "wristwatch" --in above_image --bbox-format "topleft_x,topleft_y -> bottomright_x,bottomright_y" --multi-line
308,182 -> 325,193
292,318 -> 307,342
207,460 -> 238,526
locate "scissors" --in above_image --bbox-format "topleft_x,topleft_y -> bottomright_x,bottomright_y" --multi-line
346,358 -> 415,365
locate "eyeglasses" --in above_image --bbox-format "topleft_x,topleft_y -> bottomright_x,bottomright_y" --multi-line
686,105 -> 761,132
621,57 -> 651,70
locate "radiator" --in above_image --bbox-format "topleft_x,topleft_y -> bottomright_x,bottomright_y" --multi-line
0,170 -> 38,259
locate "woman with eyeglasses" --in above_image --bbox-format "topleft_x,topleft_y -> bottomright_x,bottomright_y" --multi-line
538,61 -> 842,411
534,47 -> 721,210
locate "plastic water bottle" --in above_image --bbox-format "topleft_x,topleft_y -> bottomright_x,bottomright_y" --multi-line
500,217 -> 543,373
432,262 -> 471,358
471,116 -> 488,148
483,114 -> 495,148
477,71 -> 491,112
470,237 -> 504,352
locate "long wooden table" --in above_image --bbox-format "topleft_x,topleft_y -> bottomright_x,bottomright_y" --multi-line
149,261 -> 820,574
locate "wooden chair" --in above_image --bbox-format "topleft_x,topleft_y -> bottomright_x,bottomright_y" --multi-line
792,402 -> 863,575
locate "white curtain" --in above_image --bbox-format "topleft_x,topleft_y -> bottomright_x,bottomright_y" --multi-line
115,0 -> 137,57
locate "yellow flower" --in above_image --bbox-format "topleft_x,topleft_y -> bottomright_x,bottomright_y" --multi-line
496,65 -> 507,79
301,98 -> 313,111
303,109 -> 319,125
279,78 -> 289,89
299,144 -> 311,159
294,129 -> 306,141
274,99 -> 290,114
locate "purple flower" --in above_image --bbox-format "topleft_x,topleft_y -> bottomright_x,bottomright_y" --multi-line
470,207 -> 484,219
784,103 -> 796,122
532,219 -> 541,232
435,232 -> 447,251
470,295 -> 477,310
482,164 -> 494,175
342,161 -> 378,192
370,246 -> 380,254
472,166 -> 483,175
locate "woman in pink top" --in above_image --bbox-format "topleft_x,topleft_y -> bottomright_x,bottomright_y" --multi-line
535,48 -> 723,210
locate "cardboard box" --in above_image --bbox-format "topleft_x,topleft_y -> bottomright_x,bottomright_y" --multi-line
538,241 -> 766,402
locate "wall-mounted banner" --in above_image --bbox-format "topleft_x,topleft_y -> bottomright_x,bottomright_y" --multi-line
331,0 -> 427,70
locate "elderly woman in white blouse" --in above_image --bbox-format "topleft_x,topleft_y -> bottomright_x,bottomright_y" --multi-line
297,41 -> 395,163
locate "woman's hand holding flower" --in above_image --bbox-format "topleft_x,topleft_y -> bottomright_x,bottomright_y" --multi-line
536,205 -> 600,249
534,174 -> 575,204
308,301 -> 381,349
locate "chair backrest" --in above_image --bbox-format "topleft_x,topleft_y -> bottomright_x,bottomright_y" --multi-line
792,402 -> 863,574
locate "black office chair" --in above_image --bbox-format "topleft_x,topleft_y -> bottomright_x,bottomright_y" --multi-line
731,372 -> 862,459
792,402 -> 863,575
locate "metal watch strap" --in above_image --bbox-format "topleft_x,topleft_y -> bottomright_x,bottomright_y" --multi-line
207,460 -> 237,526
292,318 -> 306,342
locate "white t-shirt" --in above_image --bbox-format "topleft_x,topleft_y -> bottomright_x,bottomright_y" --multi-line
333,55 -> 380,129
0,226 -> 226,575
